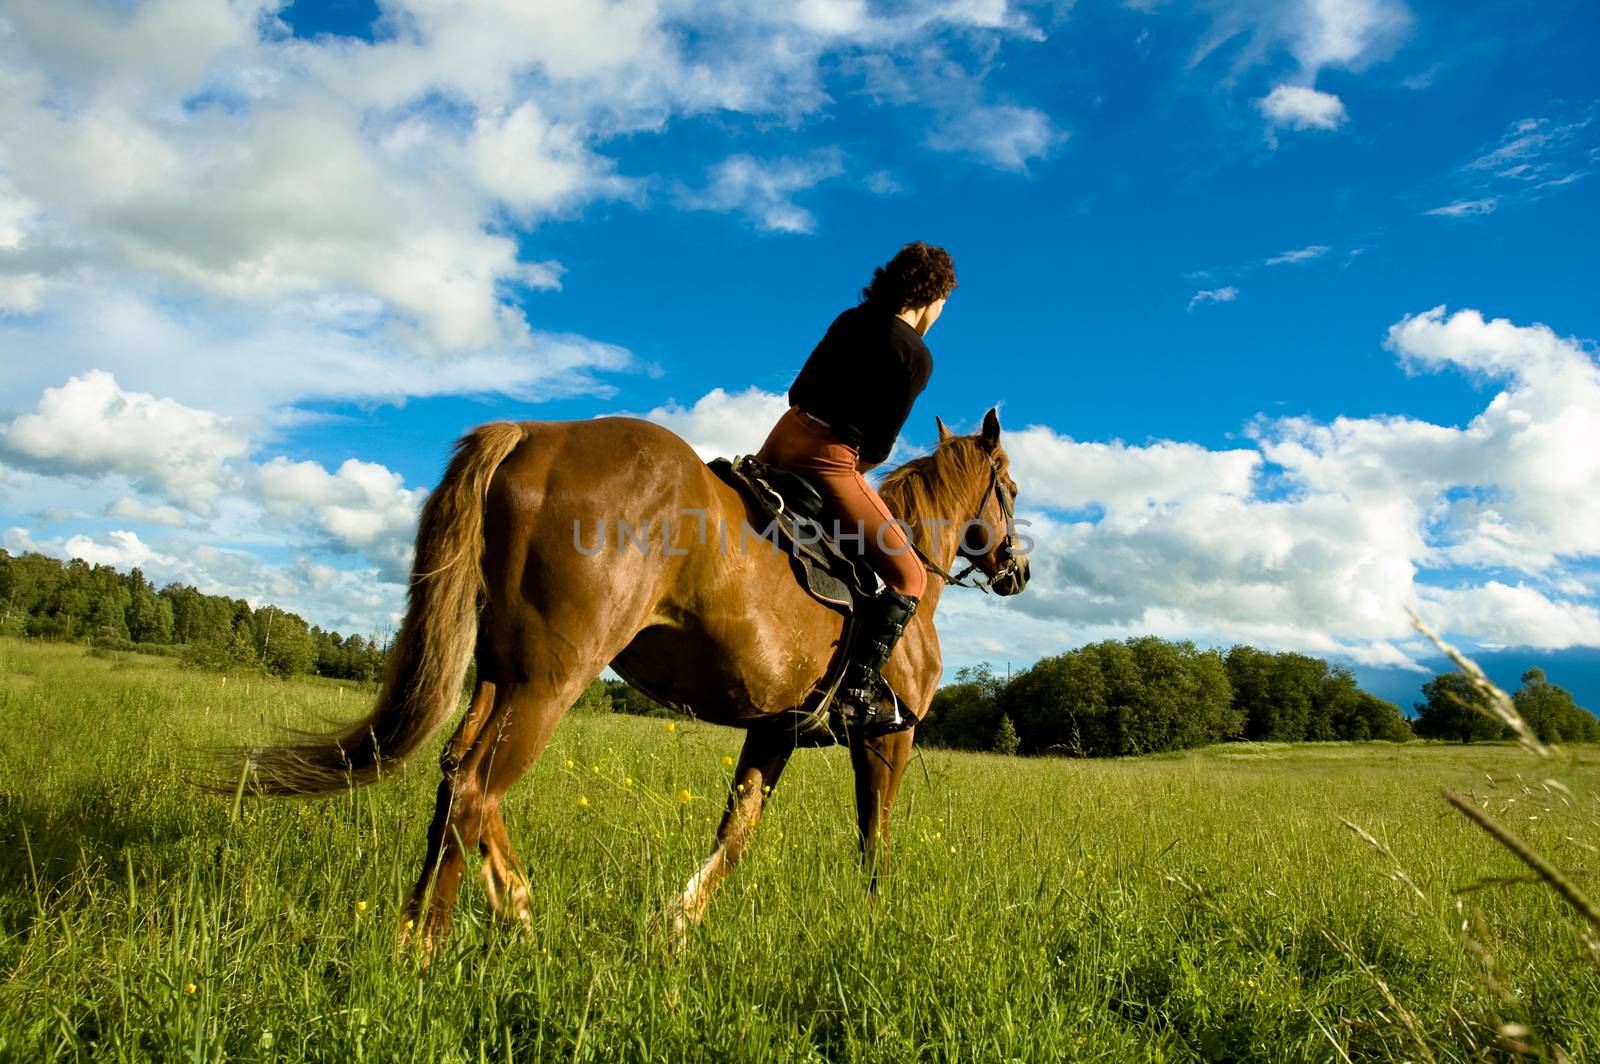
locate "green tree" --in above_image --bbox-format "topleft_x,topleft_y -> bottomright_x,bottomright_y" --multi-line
1189,648 -> 1243,742
999,652 -> 1104,755
1412,672 -> 1507,743
1225,645 -> 1276,740
571,680 -> 613,714
1513,668 -> 1600,744
125,568 -> 174,644
85,566 -> 132,645
923,663 -> 1003,751
604,680 -> 670,717
991,714 -> 1020,756
1352,691 -> 1413,742
260,609 -> 317,677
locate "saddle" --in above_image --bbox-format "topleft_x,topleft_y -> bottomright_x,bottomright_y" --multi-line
707,455 -> 882,613
708,455 -> 887,747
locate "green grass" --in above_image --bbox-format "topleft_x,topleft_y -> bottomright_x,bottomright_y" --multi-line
2,638 -> 1598,1061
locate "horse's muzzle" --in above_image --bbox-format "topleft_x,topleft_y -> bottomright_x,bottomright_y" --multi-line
994,555 -> 1030,596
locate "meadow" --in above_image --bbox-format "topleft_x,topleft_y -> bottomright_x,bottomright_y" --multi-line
1,638 -> 1597,1062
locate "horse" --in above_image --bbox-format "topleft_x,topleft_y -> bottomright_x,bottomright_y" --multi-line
231,407 -> 1029,946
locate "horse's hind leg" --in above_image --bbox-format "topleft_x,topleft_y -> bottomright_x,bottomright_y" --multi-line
407,667 -> 594,945
403,677 -> 499,941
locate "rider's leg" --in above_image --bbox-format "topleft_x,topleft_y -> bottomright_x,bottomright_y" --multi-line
755,408 -> 926,732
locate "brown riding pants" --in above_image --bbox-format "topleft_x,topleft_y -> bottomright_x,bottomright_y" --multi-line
755,406 -> 927,599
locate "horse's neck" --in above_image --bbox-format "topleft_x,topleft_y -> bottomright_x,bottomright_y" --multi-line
894,461 -> 985,618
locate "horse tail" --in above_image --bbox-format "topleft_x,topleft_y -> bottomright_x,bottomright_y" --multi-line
229,421 -> 527,795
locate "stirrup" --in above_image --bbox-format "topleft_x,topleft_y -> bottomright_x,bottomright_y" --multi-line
833,672 -> 915,737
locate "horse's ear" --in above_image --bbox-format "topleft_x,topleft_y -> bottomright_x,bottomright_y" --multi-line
980,407 -> 1002,449
935,416 -> 955,444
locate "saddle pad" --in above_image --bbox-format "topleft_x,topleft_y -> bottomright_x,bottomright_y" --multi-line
707,456 -> 880,613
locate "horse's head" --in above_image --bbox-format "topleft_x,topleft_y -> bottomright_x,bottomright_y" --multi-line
935,407 -> 1030,597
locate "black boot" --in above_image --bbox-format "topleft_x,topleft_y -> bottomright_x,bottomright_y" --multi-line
835,589 -> 919,736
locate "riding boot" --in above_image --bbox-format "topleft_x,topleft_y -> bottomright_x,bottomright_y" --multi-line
835,589 -> 919,736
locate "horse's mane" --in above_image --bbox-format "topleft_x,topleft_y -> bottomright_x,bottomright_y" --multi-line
877,436 -> 991,549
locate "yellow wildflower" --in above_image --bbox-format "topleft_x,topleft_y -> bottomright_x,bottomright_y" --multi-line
577,795 -> 589,808
677,788 -> 692,805
721,755 -> 734,768
183,982 -> 197,995
355,900 -> 367,913
665,721 -> 677,733
624,777 -> 633,787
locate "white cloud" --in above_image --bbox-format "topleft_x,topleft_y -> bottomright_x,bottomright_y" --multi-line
1256,305 -> 1600,598
865,170 -> 902,195
62,529 -> 173,570
1195,0 -> 1413,79
1190,1 -> 1411,132
1285,0 -> 1414,73
254,457 -> 427,582
1188,285 -> 1238,310
1429,109 -> 1597,215
0,371 -> 250,514
1421,583 -> 1600,651
2,370 -> 432,586
0,271 -> 46,313
677,152 -> 845,234
0,175 -> 38,251
1424,197 -> 1497,218
635,387 -> 792,461
1467,113 -> 1594,178
0,285 -> 635,422
466,102 -> 638,221
927,104 -> 1062,173
106,497 -> 194,528
1266,244 -> 1330,265
1258,84 -> 1348,130
1007,430 -> 1260,514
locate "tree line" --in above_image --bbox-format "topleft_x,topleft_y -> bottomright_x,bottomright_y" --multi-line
924,639 -> 1597,756
920,639 -> 1414,756
0,549 -> 386,681
1412,668 -> 1599,744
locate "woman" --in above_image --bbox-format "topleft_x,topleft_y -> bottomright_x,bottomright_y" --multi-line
755,241 -> 957,734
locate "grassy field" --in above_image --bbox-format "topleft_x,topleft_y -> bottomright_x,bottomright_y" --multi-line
1,638 -> 1597,1062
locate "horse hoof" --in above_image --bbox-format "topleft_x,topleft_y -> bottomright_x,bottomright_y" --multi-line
647,901 -> 695,957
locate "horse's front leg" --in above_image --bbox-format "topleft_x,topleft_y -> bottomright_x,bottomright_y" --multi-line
850,728 -> 915,891
660,727 -> 794,946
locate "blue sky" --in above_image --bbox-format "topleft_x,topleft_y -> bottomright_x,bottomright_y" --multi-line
1,0 -> 1597,706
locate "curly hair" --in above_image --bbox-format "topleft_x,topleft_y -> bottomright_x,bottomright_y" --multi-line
860,242 -> 957,312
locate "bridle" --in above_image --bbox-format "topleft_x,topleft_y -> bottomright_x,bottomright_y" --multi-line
909,456 -> 1022,594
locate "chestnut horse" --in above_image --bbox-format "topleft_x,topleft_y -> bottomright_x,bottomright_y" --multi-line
234,408 -> 1028,945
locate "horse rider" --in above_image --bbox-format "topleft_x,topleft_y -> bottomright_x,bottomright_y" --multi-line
755,241 -> 957,734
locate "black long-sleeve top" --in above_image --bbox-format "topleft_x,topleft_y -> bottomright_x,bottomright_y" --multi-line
787,303 -> 933,465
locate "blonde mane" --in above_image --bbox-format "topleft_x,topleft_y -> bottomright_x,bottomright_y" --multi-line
877,435 -> 994,552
